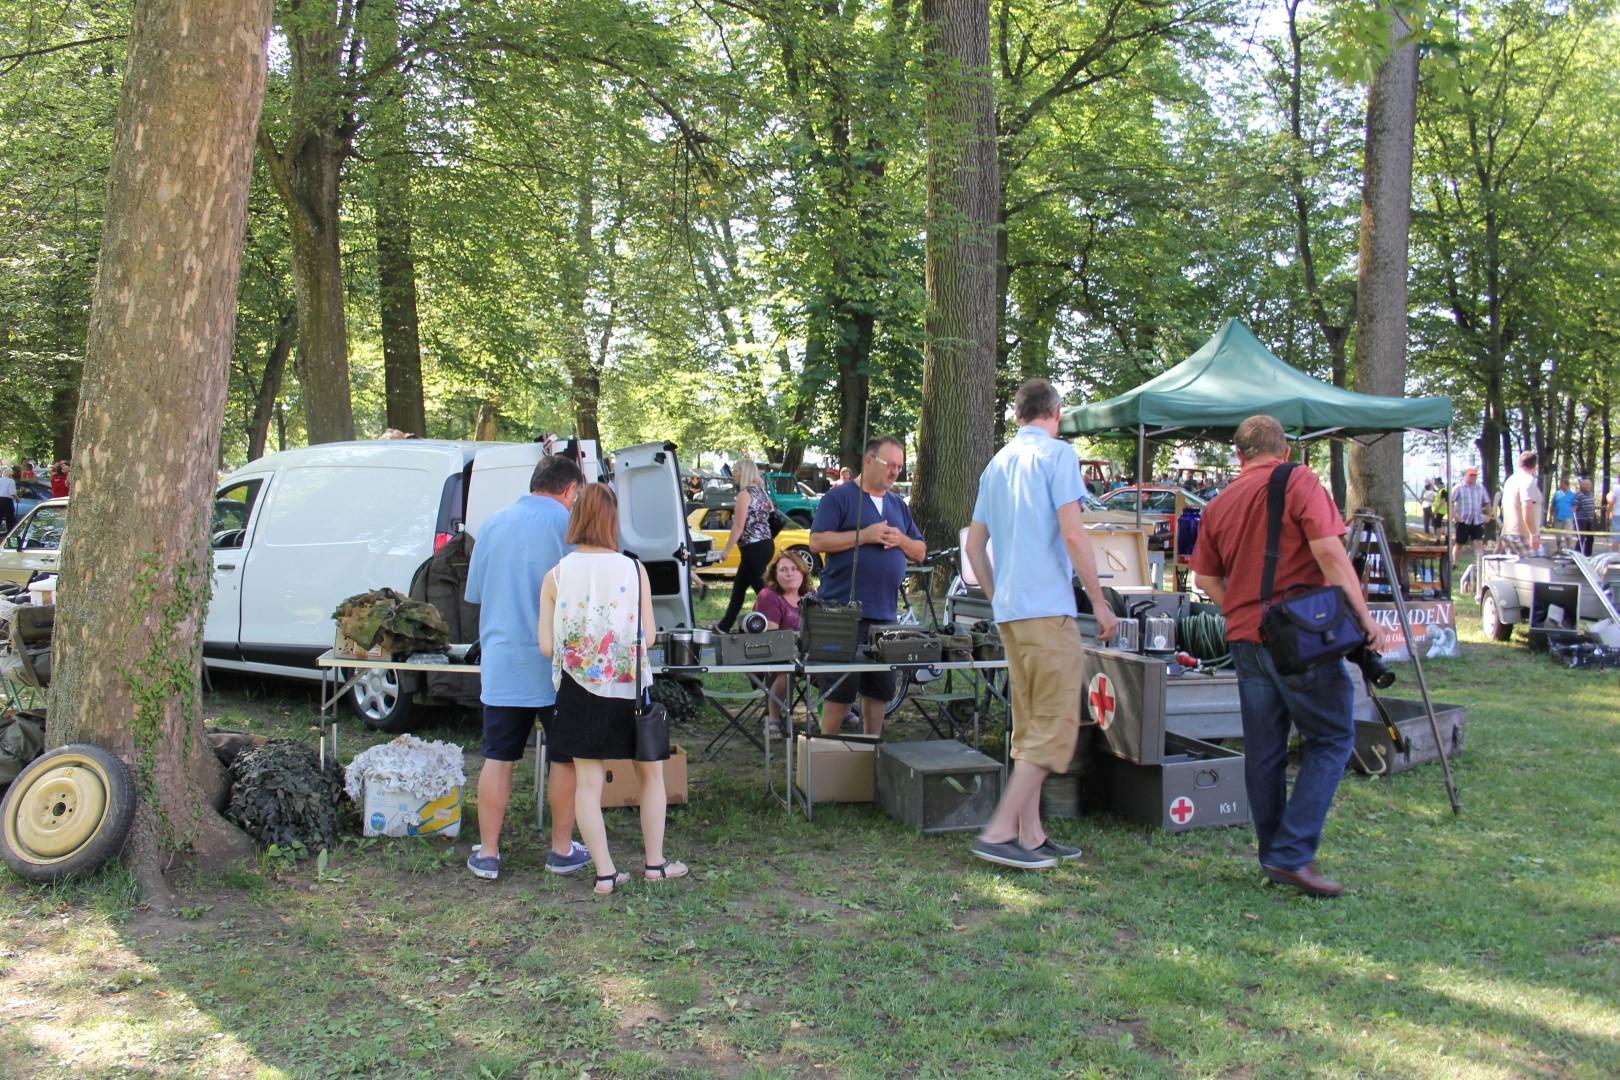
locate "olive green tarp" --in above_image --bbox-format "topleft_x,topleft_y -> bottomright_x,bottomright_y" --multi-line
1059,319 -> 1452,439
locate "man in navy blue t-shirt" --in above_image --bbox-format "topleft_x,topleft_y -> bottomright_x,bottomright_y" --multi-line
809,435 -> 925,735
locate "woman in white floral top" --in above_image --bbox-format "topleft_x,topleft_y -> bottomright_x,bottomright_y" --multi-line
540,483 -> 689,895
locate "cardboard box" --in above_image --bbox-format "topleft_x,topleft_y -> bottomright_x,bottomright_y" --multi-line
335,632 -> 387,661
875,740 -> 1001,834
599,746 -> 689,808
362,783 -> 462,838
793,734 -> 877,803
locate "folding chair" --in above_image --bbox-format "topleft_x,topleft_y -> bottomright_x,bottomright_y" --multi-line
2,603 -> 52,713
702,684 -> 767,759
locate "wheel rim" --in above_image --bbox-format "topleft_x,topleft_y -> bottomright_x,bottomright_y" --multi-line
1483,595 -> 1499,635
351,667 -> 400,721
6,758 -> 110,861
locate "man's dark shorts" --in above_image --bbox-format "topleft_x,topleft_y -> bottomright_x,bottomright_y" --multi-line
818,619 -> 896,705
1456,521 -> 1485,544
482,704 -> 566,763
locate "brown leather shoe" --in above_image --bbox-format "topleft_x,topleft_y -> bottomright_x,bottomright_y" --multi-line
1261,863 -> 1343,897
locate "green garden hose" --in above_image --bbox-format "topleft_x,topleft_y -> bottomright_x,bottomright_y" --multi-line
1178,612 -> 1232,670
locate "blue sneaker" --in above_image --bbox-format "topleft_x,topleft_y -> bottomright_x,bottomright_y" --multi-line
545,840 -> 592,876
1032,838 -> 1083,861
467,844 -> 500,880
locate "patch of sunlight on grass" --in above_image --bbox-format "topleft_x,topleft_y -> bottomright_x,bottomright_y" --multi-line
1430,971 -> 1620,1043
966,874 -> 1050,912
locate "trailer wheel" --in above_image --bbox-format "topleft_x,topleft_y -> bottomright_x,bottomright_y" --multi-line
1481,591 -> 1514,642
1,744 -> 136,883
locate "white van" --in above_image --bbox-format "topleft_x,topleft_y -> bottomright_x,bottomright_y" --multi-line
203,439 -> 703,729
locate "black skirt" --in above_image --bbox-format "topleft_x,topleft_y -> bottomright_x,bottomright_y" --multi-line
550,674 -> 638,760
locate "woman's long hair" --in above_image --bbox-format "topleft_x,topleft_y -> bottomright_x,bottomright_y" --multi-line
565,482 -> 619,549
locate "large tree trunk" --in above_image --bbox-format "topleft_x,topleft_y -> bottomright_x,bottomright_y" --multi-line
371,0 -> 426,438
912,0 -> 998,549
1347,10 -> 1418,543
247,309 -> 295,461
257,2 -> 357,445
47,0 -> 271,905
562,173 -> 604,443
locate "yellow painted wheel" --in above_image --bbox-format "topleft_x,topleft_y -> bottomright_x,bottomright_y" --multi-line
1,745 -> 135,883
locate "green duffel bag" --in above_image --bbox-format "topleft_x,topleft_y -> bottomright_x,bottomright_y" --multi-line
0,710 -> 47,792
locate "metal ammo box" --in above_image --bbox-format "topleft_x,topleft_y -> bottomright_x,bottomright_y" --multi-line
1350,697 -> 1466,775
866,626 -> 943,665
1092,733 -> 1249,832
1082,646 -> 1242,763
714,630 -> 797,665
875,740 -> 1002,834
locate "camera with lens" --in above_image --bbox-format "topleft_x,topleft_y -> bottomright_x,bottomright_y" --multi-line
740,611 -> 770,635
1349,644 -> 1394,689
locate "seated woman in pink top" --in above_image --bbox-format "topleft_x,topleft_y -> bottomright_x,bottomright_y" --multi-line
751,549 -> 815,737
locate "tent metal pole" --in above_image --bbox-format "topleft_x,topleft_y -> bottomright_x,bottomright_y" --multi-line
1135,424 -> 1145,531
1444,429 -> 1453,576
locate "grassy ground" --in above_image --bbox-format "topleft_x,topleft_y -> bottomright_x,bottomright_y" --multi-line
2,584 -> 1617,1078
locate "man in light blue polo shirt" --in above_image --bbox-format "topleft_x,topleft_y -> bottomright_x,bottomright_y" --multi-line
966,379 -> 1118,870
464,454 -> 587,881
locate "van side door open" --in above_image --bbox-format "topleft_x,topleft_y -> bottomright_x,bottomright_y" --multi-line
204,476 -> 269,661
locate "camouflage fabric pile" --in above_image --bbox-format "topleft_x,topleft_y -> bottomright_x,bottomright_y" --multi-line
650,680 -> 700,726
332,587 -> 450,657
225,739 -> 343,854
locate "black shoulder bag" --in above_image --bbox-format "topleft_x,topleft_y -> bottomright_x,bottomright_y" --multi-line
1257,463 -> 1365,675
628,556 -> 671,762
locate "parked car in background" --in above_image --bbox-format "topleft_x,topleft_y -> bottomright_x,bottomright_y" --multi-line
763,469 -> 821,526
1096,486 -> 1207,552
687,507 -> 821,576
0,497 -> 67,586
11,478 -> 52,520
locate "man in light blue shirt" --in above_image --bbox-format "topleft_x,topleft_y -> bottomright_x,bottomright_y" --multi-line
966,379 -> 1118,870
464,455 -> 586,881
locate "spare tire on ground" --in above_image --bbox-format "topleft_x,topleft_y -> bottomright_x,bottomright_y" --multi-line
1,743 -> 137,883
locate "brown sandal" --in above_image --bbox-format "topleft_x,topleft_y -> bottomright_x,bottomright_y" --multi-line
594,870 -> 629,895
644,860 -> 689,881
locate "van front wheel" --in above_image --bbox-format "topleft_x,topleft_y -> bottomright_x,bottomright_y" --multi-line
344,666 -> 416,733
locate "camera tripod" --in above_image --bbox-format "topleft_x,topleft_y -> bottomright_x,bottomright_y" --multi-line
1346,510 -> 1461,814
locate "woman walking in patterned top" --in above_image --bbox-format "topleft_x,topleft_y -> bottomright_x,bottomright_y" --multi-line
715,457 -> 776,632
540,483 -> 689,895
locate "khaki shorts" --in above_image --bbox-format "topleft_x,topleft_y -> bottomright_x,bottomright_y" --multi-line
1001,615 -> 1085,772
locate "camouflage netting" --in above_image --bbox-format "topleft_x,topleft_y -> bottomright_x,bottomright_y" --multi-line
650,680 -> 701,726
332,587 -> 450,656
225,739 -> 344,853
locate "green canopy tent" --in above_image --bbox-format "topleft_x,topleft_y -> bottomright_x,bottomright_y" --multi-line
1060,318 -> 1454,531
1061,319 -> 1452,440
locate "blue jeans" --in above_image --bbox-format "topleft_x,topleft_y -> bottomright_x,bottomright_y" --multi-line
1230,641 -> 1355,871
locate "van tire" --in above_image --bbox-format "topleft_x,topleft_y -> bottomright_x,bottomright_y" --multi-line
787,510 -> 814,529
1,744 -> 136,883
343,666 -> 416,733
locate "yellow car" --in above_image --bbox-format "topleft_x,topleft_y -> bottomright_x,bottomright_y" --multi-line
687,507 -> 821,577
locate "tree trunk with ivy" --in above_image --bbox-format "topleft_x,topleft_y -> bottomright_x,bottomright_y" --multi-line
46,0 -> 272,904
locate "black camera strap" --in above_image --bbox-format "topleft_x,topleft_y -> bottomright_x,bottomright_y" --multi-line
1259,462 -> 1299,606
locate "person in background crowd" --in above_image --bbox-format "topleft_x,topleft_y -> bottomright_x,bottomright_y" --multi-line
966,378 -> 1118,871
1420,479 -> 1437,534
715,457 -> 775,634
1499,452 -> 1543,555
1549,478 -> 1577,546
1450,468 -> 1489,568
1192,415 -> 1380,898
19,461 -> 34,480
752,549 -> 815,738
50,461 -> 70,498
0,467 -> 16,535
837,467 -> 853,485
1431,477 -> 1447,536
464,454 -> 590,882
540,483 -> 688,895
1573,478 -> 1598,557
809,435 -> 925,737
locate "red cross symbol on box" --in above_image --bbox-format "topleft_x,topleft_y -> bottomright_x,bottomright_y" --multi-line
1087,672 -> 1116,729
1169,796 -> 1195,825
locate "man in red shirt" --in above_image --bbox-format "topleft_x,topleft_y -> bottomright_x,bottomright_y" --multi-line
1191,416 -> 1380,897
